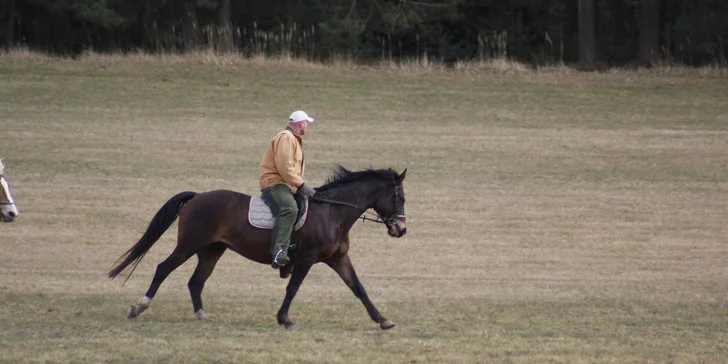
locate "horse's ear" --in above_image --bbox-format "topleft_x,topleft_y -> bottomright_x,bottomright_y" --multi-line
397,168 -> 407,182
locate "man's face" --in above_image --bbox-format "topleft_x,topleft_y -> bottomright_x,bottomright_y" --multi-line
300,120 -> 308,136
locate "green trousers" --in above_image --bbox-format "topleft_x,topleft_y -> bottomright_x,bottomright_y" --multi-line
261,184 -> 298,256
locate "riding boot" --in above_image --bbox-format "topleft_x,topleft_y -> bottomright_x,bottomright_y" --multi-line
278,241 -> 296,278
279,263 -> 294,279
262,184 -> 298,269
272,249 -> 291,268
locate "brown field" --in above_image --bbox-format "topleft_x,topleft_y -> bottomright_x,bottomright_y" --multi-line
1,51 -> 727,363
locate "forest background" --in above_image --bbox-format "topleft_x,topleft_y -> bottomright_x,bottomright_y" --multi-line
1,0 -> 727,67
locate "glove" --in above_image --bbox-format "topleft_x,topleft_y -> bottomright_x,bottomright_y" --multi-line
298,183 -> 316,198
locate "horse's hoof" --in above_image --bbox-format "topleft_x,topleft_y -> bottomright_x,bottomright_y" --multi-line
380,319 -> 396,330
128,297 -> 150,319
194,310 -> 214,322
284,322 -> 296,331
127,305 -> 138,319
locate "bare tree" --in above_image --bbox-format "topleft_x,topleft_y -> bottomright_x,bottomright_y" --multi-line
638,0 -> 660,66
218,0 -> 233,53
578,0 -> 597,65
0,0 -> 14,48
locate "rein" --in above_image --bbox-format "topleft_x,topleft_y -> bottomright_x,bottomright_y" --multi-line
310,196 -> 388,224
310,184 -> 405,225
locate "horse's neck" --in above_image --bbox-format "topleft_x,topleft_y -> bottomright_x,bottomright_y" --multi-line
320,182 -> 380,229
325,182 -> 378,210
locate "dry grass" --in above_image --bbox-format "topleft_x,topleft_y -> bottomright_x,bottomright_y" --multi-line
4,47 -> 726,79
1,51 -> 727,363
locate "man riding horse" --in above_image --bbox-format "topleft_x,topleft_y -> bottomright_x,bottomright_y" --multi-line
259,110 -> 317,269
109,112 -> 407,329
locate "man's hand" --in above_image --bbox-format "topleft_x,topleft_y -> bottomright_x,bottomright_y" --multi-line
298,183 -> 316,198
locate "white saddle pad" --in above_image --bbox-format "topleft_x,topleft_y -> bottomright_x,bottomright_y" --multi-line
248,196 -> 308,231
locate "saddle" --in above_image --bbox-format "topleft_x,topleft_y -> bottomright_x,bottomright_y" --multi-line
248,194 -> 309,231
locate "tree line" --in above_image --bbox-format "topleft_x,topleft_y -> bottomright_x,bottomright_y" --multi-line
1,0 -> 726,67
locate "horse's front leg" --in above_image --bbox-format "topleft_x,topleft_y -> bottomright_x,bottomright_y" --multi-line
276,256 -> 314,330
326,253 -> 396,330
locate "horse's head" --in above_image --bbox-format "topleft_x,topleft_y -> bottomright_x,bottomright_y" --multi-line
0,159 -> 19,222
372,168 -> 407,238
317,166 -> 408,238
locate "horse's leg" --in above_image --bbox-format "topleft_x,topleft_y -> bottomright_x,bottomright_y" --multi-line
188,242 -> 227,321
326,254 -> 396,330
128,247 -> 195,319
276,254 -> 316,330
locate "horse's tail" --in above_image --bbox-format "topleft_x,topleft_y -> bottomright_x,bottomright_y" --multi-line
108,191 -> 197,282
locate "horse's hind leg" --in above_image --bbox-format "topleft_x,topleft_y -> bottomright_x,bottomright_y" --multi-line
188,242 -> 227,321
128,247 -> 195,319
326,253 -> 396,330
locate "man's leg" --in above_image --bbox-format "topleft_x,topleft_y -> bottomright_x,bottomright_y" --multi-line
265,184 -> 298,267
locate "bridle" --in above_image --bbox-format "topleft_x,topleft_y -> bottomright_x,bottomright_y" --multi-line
311,184 -> 406,225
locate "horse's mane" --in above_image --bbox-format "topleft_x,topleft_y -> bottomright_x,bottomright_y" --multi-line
316,165 -> 397,192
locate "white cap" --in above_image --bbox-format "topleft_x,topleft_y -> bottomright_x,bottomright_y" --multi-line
288,110 -> 314,123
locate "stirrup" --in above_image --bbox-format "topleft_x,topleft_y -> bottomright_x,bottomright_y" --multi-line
272,249 -> 290,269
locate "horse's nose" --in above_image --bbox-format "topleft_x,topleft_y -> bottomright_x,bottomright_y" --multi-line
8,210 -> 16,218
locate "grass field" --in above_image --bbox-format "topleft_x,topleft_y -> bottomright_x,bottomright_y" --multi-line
1,51 -> 727,363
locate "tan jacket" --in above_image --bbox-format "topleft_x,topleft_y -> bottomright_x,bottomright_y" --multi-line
259,128 -> 305,193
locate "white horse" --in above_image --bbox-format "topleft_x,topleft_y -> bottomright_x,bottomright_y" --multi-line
0,159 -> 19,222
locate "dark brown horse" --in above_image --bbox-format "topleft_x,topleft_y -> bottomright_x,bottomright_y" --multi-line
109,166 -> 407,330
